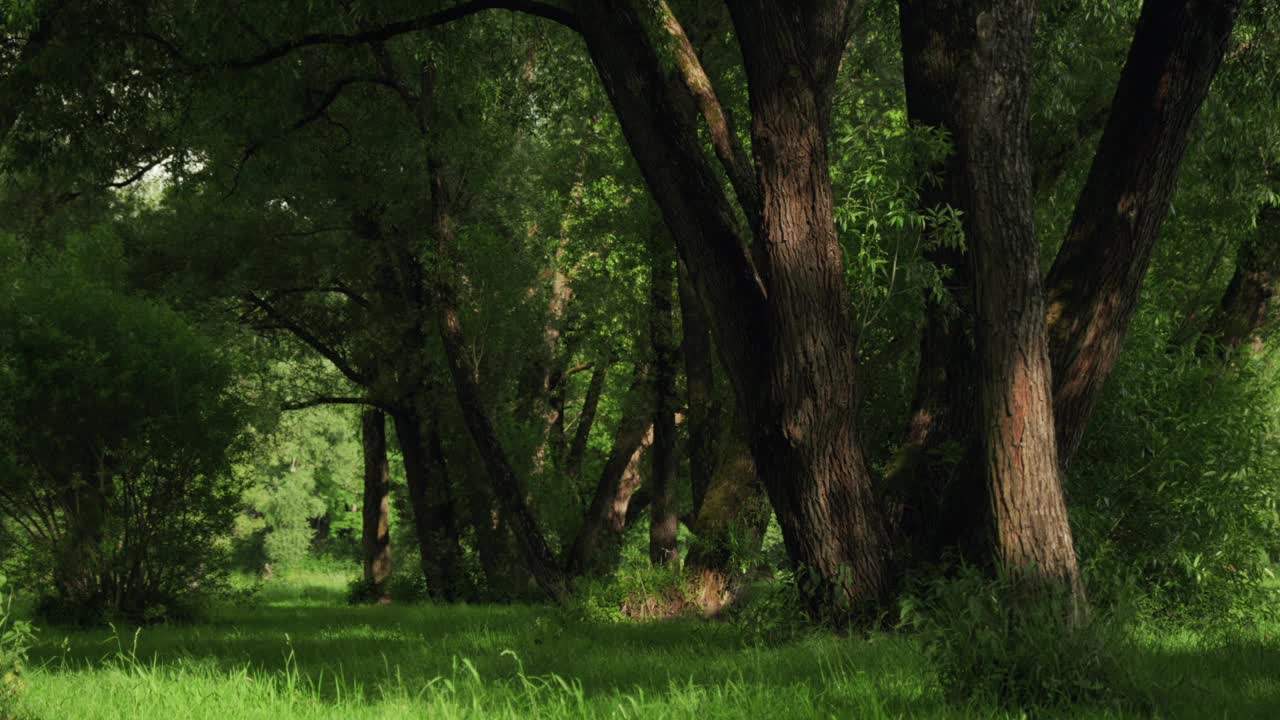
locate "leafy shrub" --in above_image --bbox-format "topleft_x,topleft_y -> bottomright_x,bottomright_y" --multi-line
729,570 -> 812,646
903,567 -> 1137,711
1070,325 -> 1280,621
0,262 -> 247,625
0,575 -> 34,716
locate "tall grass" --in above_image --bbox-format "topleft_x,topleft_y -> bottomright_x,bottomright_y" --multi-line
12,566 -> 1280,719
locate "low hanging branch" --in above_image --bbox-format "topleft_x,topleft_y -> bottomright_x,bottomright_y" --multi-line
243,292 -> 370,387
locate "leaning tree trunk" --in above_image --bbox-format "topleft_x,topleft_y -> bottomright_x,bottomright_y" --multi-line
576,0 -> 894,617
565,358 -> 609,480
565,361 -> 655,577
900,0 -> 1083,600
677,259 -> 719,517
360,409 -> 393,594
1044,0 -> 1241,470
648,225 -> 680,569
430,169 -> 568,603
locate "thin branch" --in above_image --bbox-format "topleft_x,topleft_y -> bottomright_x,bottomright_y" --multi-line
243,292 -> 370,387
282,396 -> 393,412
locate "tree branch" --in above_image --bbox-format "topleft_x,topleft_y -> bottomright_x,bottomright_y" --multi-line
244,292 -> 370,387
224,1 -> 579,70
282,396 -> 393,412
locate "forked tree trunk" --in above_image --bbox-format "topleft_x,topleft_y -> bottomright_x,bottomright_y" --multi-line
576,0 -> 894,616
360,409 -> 393,593
565,361 -> 655,577
900,0 -> 1083,599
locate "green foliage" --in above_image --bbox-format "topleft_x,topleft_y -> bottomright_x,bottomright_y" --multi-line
729,571 -> 812,647
0,236 -> 248,624
237,405 -> 362,571
1070,322 -> 1280,621
903,568 -> 1138,712
0,575 -> 33,716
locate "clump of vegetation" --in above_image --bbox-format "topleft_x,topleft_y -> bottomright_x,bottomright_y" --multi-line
1070,320 -> 1280,622
0,575 -> 34,716
0,241 -> 247,625
903,567 -> 1139,712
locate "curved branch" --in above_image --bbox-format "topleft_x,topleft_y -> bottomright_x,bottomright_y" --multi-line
225,1 -> 579,70
244,292 -> 370,387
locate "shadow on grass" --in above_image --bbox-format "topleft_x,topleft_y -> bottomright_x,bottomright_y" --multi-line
23,585 -> 1280,719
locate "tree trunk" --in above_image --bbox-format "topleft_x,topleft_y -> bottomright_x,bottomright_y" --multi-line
430,170 -> 568,603
684,419 -> 768,616
1206,203 -> 1280,353
900,0 -> 1083,599
565,361 -> 655,577
390,405 -> 461,601
360,409 -> 393,593
678,259 -> 719,517
648,226 -> 680,569
727,0 -> 895,616
1044,0 -> 1241,470
565,358 -> 608,479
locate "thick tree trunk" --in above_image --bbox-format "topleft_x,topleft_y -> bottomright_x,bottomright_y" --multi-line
360,409 -> 392,593
565,361 -> 655,577
391,405 -> 461,601
576,0 -> 894,616
900,0 -> 1083,599
1044,0 -> 1240,469
648,226 -> 680,568
728,0 -> 895,615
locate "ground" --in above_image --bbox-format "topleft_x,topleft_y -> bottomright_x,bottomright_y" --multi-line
13,568 -> 1280,719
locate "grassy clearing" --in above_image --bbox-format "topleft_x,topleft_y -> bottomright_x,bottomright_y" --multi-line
12,569 -> 1280,719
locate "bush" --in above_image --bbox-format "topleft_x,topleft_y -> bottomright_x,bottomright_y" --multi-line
728,570 -> 812,646
0,265 -> 247,625
903,567 -> 1137,711
0,575 -> 34,716
1070,325 -> 1280,621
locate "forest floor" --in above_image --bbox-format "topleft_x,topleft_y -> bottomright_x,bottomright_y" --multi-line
13,568 -> 1280,719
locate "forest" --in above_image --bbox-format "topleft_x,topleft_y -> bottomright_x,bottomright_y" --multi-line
1,0 -> 1278,717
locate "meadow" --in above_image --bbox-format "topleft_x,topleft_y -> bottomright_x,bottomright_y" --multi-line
9,566 -> 1280,720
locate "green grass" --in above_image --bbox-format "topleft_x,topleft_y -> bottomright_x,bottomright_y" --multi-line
12,569 -> 1280,719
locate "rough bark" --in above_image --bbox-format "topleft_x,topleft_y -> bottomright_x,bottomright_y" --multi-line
648,227 -> 680,569
900,0 -> 1083,599
390,405 -> 461,601
565,361 -> 655,577
575,0 -> 894,615
1045,0 -> 1241,470
1207,204 -> 1280,353
727,0 -> 895,614
360,409 -> 393,592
